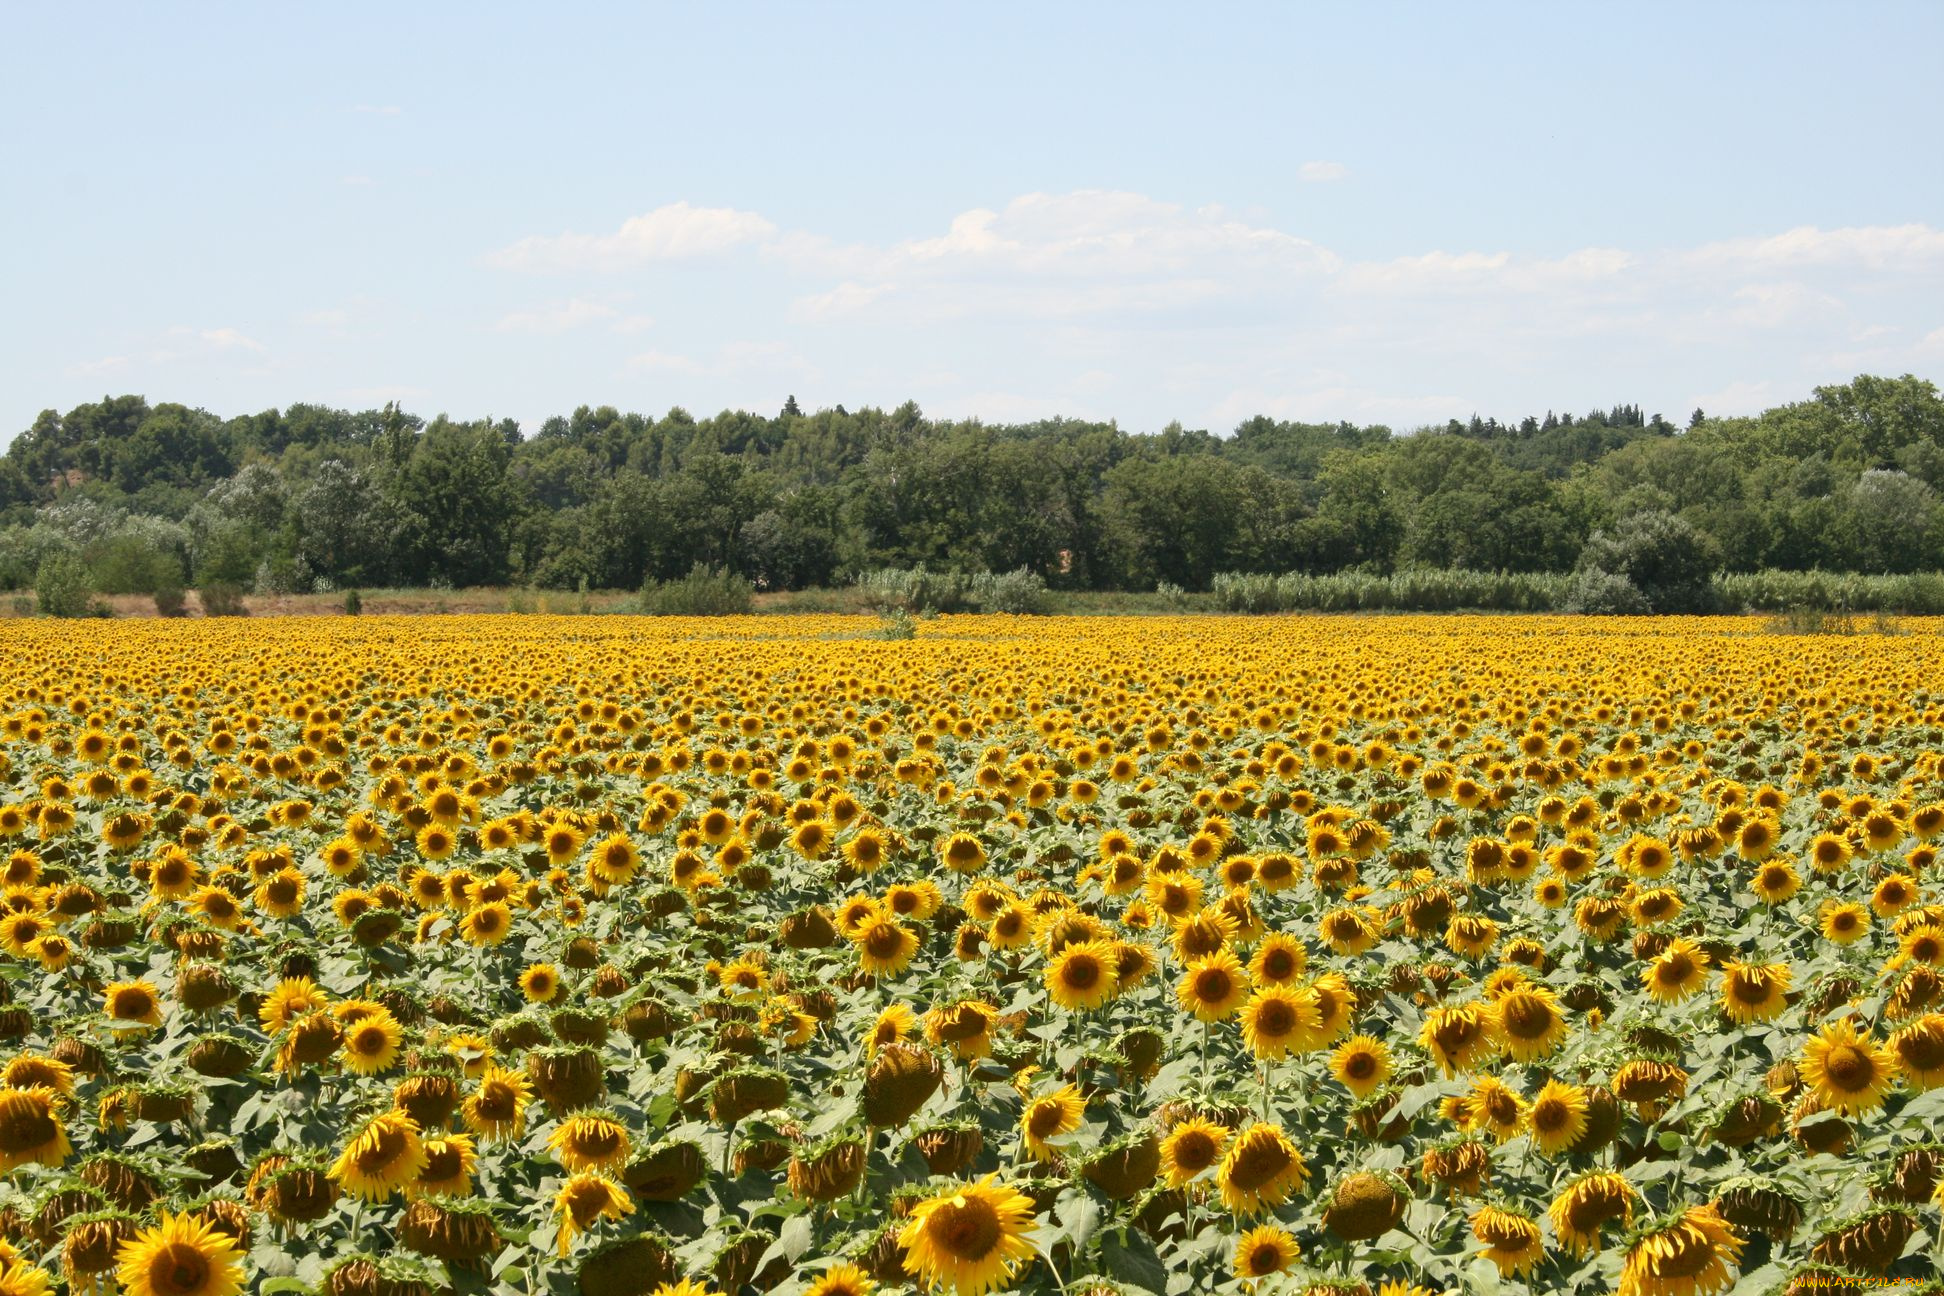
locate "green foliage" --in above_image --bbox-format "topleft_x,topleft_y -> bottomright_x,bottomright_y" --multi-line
1561,567 -> 1651,615
1212,568 -> 1572,613
34,552 -> 96,617
342,588 -> 362,616
639,563 -> 755,616
198,582 -> 248,617
873,608 -> 917,640
5,373 -> 1944,597
1575,509 -> 1720,613
152,583 -> 187,617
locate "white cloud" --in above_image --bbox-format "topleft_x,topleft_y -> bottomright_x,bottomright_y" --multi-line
1298,161 -> 1348,183
494,299 -> 618,334
172,326 -> 266,353
626,349 -> 705,375
1688,223 -> 1944,271
65,356 -> 128,378
488,202 -> 777,271
626,341 -> 816,382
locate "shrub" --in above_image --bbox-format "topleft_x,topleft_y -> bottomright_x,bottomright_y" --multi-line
967,568 -> 1049,614
35,554 -> 96,618
1576,510 -> 1719,614
640,563 -> 755,616
874,609 -> 917,641
153,584 -> 188,617
1561,568 -> 1650,615
343,589 -> 363,616
854,566 -> 975,614
199,583 -> 249,617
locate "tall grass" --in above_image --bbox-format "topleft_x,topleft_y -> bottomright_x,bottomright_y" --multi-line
1211,568 -> 1944,614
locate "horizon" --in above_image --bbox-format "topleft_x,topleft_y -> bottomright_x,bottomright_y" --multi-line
3,2 -> 1940,445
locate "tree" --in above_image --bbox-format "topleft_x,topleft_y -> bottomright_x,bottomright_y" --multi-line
1575,510 -> 1720,613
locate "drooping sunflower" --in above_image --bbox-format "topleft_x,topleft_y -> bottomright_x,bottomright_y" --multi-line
1549,1171 -> 1636,1255
1177,948 -> 1249,1022
1159,1117 -> 1228,1187
853,917 -> 920,978
0,1085 -> 69,1172
1216,1122 -> 1308,1216
1494,986 -> 1567,1062
1470,1204 -> 1544,1278
1044,940 -> 1120,1013
1019,1086 -> 1085,1163
549,1112 -> 633,1173
1887,1013 -> 1944,1089
460,1064 -> 532,1143
1616,1206 -> 1743,1296
1330,1035 -> 1392,1098
552,1172 -> 634,1256
897,1175 -> 1038,1296
1231,1223 -> 1299,1281
1641,939 -> 1709,1004
1464,1075 -> 1528,1144
410,1134 -> 477,1197
1420,1001 -> 1499,1076
329,1110 -> 427,1203
1798,1018 -> 1898,1116
103,980 -> 164,1030
1719,961 -> 1791,1025
113,1212 -> 246,1296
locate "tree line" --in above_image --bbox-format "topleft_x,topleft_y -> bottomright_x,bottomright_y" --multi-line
0,374 -> 1940,600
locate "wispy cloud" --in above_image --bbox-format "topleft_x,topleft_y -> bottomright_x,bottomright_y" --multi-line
487,202 -> 777,272
1298,161 -> 1348,183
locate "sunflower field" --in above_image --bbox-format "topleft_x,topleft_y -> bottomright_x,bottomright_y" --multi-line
2,614 -> 1943,1296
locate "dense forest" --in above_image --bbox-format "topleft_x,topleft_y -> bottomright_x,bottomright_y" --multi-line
0,374 -> 1940,599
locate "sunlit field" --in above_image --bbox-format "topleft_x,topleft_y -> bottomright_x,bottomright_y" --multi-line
2,614 -> 1943,1296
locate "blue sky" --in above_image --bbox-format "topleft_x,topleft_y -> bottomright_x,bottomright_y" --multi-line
3,2 -> 1940,439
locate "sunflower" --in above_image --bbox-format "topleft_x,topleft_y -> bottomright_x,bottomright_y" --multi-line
802,1263 -> 874,1296
520,963 -> 562,1003
341,1011 -> 404,1076
329,1110 -> 427,1202
1421,1001 -> 1499,1076
1470,1204 -> 1544,1278
549,1112 -> 632,1173
460,1064 -> 532,1142
936,833 -> 986,875
1642,939 -> 1709,1003
1749,859 -> 1800,905
1549,1171 -> 1636,1255
1808,832 -> 1853,875
459,901 -> 514,947
113,1213 -> 245,1296
1216,1122 -> 1308,1216
0,1086 -> 69,1172
410,1134 -> 477,1197
1719,961 -> 1791,1025
1617,1206 -> 1743,1296
1159,1117 -> 1228,1187
1231,1223 -> 1299,1280
1247,932 -> 1307,985
1494,986 -> 1566,1062
1820,902 -> 1870,944
552,1172 -> 633,1256
1241,986 -> 1321,1061
1887,1014 -> 1944,1089
853,917 -> 919,978
2,1053 -> 73,1096
1044,940 -> 1120,1013
1464,1075 -> 1527,1143
1528,1080 -> 1590,1155
1018,1085 -> 1085,1163
1799,1018 -> 1897,1116
103,980 -> 164,1030
897,1175 -> 1037,1296
1177,948 -> 1249,1022
868,1003 -> 918,1055
1329,1034 -> 1391,1098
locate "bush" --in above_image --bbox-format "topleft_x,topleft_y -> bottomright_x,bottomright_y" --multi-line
968,568 -> 1049,614
854,566 -> 976,614
640,563 -> 755,616
1576,510 -> 1719,614
874,608 -> 917,641
1561,568 -> 1650,615
343,589 -> 363,616
35,553 -> 96,618
153,584 -> 187,617
199,583 -> 249,617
